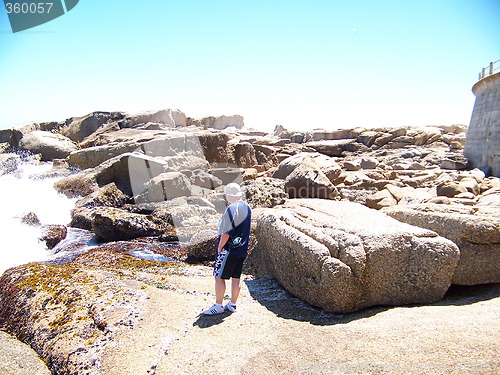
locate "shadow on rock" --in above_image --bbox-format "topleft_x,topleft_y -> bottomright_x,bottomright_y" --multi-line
437,283 -> 500,306
244,278 -> 392,326
245,278 -> 500,326
193,311 -> 232,329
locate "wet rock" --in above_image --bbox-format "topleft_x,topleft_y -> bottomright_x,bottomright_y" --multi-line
91,207 -> 165,241
20,212 -> 41,226
255,199 -> 459,313
18,131 -> 77,161
184,230 -> 219,262
75,182 -> 130,209
40,225 -> 68,249
0,153 -> 20,175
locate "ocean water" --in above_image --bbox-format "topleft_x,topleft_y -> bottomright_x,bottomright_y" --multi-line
0,160 -> 78,275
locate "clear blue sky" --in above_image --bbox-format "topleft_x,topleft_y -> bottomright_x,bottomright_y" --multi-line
0,0 -> 499,132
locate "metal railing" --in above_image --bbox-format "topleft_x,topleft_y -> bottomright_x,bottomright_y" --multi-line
478,60 -> 500,80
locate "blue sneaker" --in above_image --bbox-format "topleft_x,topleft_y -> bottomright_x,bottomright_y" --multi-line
203,304 -> 224,315
224,302 -> 237,313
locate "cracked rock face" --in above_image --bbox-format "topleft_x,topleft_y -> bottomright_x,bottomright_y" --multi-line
255,199 -> 460,313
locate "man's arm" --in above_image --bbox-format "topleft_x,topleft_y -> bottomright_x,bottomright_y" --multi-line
217,233 -> 230,253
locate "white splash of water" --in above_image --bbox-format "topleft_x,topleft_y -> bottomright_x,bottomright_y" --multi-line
0,161 -> 77,275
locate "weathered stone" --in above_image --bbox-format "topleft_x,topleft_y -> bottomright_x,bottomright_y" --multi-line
356,131 -> 380,147
232,141 -> 258,168
61,111 -> 124,143
385,184 -> 416,202
306,139 -> 369,157
386,205 -> 500,285
200,115 -> 244,130
120,109 -> 186,128
184,229 -> 219,262
18,131 -> 77,161
191,170 -> 223,189
372,133 -> 394,147
20,212 -> 41,226
273,152 -> 341,182
311,128 -> 364,141
458,177 -> 481,195
68,141 -> 142,169
0,142 -> 9,153
437,181 -> 467,198
343,159 -> 361,171
91,207 -> 165,241
360,157 -> 379,170
284,156 -> 339,199
365,189 -> 397,209
197,131 -> 233,165
255,199 -> 459,313
210,167 -> 244,185
74,182 -> 130,210
138,172 -> 192,203
0,331 -> 51,375
441,155 -> 468,170
243,177 -> 287,208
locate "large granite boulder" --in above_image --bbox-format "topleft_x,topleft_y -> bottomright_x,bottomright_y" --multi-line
255,199 -> 459,313
384,204 -> 500,285
19,131 -> 77,161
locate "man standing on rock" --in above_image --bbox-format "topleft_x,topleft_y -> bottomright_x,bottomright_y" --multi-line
203,183 -> 252,315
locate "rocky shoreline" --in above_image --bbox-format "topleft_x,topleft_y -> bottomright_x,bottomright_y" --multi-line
0,109 -> 499,374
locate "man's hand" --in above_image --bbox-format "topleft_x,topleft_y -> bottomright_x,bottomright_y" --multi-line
218,233 -> 230,253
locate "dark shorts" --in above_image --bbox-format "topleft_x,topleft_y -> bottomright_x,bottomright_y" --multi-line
213,250 -> 246,279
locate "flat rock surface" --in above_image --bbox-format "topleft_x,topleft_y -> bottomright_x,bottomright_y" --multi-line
0,331 -> 50,375
2,250 -> 499,375
152,276 -> 499,375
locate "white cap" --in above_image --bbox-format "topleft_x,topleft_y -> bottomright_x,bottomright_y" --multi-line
224,183 -> 242,197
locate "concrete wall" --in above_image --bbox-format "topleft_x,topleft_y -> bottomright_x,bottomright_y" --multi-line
463,72 -> 500,177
